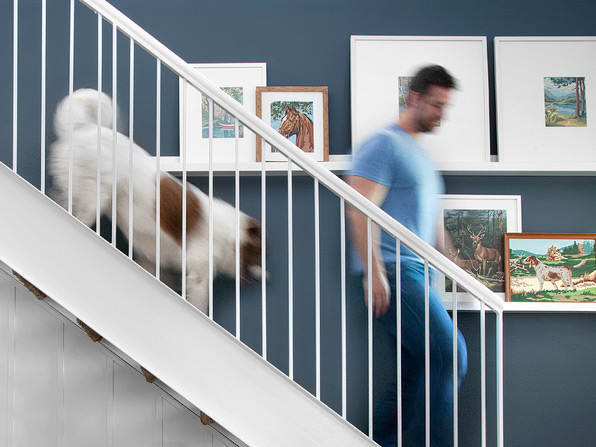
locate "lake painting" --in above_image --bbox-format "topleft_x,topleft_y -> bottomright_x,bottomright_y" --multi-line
202,86 -> 244,138
544,77 -> 587,127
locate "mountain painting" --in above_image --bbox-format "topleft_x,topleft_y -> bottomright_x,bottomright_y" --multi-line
544,77 -> 587,127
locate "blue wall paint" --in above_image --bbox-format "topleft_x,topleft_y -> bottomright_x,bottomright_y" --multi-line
2,0 -> 596,445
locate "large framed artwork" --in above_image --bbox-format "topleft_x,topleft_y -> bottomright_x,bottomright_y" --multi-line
435,195 -> 522,304
350,36 -> 490,165
494,37 -> 596,163
256,86 -> 329,162
505,233 -> 596,303
179,63 -> 267,163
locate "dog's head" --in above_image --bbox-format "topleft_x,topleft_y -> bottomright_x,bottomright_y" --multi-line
522,256 -> 539,267
240,217 -> 264,284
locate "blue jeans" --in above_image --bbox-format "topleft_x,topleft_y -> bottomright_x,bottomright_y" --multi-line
368,262 -> 468,447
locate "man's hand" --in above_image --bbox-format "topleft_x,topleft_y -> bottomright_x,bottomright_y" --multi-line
346,175 -> 391,317
363,269 -> 391,317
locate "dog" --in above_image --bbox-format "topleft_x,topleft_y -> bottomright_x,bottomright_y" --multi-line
49,89 -> 263,314
522,255 -> 586,291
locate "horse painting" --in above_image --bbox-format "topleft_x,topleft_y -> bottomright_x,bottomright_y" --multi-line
277,105 -> 314,152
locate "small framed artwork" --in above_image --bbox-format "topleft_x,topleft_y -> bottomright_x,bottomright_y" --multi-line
256,86 -> 329,162
350,36 -> 491,165
494,37 -> 596,163
179,63 -> 267,163
435,195 -> 522,303
505,233 -> 596,303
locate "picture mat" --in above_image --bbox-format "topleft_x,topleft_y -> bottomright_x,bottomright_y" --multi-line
435,195 -> 522,305
350,36 -> 490,164
495,37 -> 596,163
180,63 -> 266,163
260,91 -> 326,162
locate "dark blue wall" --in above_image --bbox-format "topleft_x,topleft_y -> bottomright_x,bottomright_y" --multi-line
2,1 -> 596,445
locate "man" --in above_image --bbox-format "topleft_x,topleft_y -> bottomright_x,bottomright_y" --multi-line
347,65 -> 468,447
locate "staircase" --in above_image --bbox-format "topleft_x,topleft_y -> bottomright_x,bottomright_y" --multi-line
1,0 -> 504,445
0,162 -> 374,446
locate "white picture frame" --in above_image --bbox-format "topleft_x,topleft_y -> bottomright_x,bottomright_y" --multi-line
435,194 -> 522,307
350,35 -> 491,165
179,63 -> 267,163
495,37 -> 595,163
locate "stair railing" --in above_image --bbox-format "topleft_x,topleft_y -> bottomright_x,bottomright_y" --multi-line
8,0 -> 504,445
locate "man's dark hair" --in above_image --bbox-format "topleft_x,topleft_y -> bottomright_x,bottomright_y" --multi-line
409,65 -> 457,95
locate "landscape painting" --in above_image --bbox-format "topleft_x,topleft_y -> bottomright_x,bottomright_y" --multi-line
443,209 -> 508,293
544,77 -> 587,127
398,76 -> 410,113
505,233 -> 596,302
202,87 -> 244,138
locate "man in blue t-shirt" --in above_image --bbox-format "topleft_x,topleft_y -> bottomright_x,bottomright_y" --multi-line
348,65 -> 468,447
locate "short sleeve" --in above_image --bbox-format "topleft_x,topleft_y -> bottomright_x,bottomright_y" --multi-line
350,132 -> 394,187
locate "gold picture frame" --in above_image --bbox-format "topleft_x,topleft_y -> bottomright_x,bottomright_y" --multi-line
256,86 -> 329,162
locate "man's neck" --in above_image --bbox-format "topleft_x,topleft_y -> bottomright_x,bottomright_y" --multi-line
396,112 -> 419,137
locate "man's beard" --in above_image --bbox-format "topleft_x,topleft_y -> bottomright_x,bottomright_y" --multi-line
417,117 -> 440,134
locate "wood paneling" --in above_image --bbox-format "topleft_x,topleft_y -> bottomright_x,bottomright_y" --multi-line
0,270 -> 239,447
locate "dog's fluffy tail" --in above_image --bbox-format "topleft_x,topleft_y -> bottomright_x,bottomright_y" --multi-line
53,88 -> 113,138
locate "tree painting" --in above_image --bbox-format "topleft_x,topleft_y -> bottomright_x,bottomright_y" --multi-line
443,209 -> 507,292
270,101 -> 313,123
202,87 -> 244,138
507,238 -> 596,302
544,77 -> 587,127
398,76 -> 410,113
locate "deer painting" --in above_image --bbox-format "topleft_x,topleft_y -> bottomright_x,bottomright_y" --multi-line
467,225 -> 502,276
448,248 -> 480,274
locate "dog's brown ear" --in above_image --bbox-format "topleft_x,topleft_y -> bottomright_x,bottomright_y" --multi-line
246,218 -> 261,243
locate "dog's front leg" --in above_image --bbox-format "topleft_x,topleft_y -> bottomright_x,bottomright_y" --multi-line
186,273 -> 210,315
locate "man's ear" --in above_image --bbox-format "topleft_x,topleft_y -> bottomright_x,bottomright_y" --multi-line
407,90 -> 422,108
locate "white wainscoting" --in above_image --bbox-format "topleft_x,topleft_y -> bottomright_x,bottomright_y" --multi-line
0,269 -> 240,447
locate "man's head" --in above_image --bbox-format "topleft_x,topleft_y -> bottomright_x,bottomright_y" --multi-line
403,65 -> 457,135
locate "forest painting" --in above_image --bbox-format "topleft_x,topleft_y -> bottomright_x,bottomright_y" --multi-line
202,87 -> 244,138
443,209 -> 507,293
398,76 -> 410,113
544,77 -> 587,127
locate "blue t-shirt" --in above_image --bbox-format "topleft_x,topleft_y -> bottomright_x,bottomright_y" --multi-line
350,122 -> 444,269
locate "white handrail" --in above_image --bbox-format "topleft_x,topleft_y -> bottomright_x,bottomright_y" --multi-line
79,0 -> 503,314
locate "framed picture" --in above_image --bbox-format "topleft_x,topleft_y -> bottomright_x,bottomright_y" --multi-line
494,37 -> 596,163
435,195 -> 522,304
350,36 -> 490,165
179,63 -> 267,163
256,86 -> 329,162
505,233 -> 596,303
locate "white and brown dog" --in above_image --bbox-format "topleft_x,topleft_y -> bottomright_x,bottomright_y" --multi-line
522,255 -> 586,291
49,89 -> 262,314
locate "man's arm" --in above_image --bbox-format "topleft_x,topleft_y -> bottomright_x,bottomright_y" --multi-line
347,175 -> 391,317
